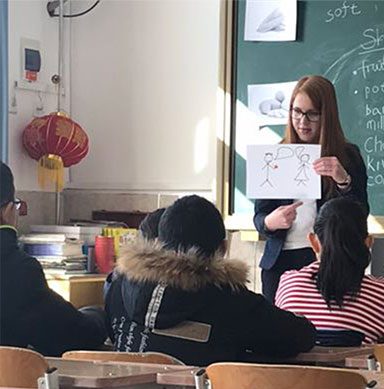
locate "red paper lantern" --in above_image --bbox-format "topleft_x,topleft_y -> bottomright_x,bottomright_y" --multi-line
22,112 -> 89,191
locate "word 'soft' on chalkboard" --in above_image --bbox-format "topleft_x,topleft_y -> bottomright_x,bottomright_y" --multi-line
230,0 -> 384,220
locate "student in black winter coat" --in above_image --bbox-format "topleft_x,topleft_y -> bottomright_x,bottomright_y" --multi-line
0,161 -> 107,356
105,195 -> 316,366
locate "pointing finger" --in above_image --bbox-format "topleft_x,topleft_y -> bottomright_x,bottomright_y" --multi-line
288,201 -> 303,210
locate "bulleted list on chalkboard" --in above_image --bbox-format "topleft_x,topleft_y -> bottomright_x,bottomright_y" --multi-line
351,25 -> 384,199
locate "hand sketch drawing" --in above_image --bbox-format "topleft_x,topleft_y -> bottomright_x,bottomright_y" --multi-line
259,91 -> 289,118
248,81 -> 297,126
257,8 -> 285,33
244,0 -> 297,42
295,153 -> 311,186
260,146 -> 294,187
275,146 -> 294,160
246,144 -> 321,199
260,152 -> 277,187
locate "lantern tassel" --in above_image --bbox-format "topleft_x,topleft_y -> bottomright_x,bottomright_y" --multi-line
38,154 -> 64,192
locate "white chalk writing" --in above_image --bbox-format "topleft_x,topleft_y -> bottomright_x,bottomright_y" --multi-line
325,1 -> 361,23
353,54 -> 384,79
360,27 -> 384,55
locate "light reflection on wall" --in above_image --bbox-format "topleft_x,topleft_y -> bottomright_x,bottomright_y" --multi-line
194,117 -> 210,174
236,99 -> 282,159
235,99 -> 283,214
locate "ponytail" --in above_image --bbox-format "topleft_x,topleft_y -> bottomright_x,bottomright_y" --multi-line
314,198 -> 370,308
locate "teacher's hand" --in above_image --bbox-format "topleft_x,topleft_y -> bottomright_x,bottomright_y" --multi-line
264,201 -> 303,232
312,156 -> 349,184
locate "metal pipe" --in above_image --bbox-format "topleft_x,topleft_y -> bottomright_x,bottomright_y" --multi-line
55,0 -> 64,224
57,0 -> 64,112
55,187 -> 61,224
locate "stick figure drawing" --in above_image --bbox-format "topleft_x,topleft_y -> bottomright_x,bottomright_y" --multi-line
246,144 -> 321,199
260,152 -> 278,187
295,153 -> 311,186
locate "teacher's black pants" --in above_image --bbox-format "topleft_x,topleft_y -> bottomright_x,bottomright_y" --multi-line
261,247 -> 316,304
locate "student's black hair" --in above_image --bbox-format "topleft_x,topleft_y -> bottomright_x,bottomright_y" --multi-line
158,195 -> 225,258
0,161 -> 15,208
314,198 -> 370,308
138,208 -> 166,240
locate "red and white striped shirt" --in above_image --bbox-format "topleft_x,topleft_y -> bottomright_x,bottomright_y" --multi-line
275,261 -> 384,344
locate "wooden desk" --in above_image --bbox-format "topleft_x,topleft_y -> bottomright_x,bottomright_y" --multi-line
156,366 -> 384,388
45,274 -> 106,308
4,358 -> 382,389
292,346 -> 374,366
157,368 -> 198,387
45,358 -> 190,388
345,354 -> 372,369
359,370 -> 384,388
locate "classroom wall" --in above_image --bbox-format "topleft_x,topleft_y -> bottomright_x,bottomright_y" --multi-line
8,0 -> 71,191
68,0 -> 221,194
9,2 -> 382,282
8,0 -> 222,233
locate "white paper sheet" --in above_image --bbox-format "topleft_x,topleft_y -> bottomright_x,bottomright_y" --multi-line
245,0 -> 297,41
246,144 -> 321,199
248,81 -> 297,126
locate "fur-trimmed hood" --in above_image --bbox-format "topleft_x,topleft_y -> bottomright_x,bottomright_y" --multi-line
116,239 -> 249,292
105,239 -> 316,362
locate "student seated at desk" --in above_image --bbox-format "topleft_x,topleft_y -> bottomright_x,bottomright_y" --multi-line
105,195 -> 316,366
103,207 -> 166,297
0,161 -> 107,356
138,207 -> 166,240
275,198 -> 384,344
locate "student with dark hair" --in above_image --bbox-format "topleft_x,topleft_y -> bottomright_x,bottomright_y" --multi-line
105,195 -> 316,366
138,207 -> 166,240
254,75 -> 369,303
275,198 -> 384,344
103,207 -> 167,297
158,198 -> 225,257
0,161 -> 107,356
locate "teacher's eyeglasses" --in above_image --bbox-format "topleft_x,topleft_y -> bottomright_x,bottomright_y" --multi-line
290,107 -> 321,122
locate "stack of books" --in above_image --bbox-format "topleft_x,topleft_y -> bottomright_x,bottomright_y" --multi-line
20,233 -> 87,274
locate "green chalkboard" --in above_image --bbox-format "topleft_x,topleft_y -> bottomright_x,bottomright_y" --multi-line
231,0 -> 384,217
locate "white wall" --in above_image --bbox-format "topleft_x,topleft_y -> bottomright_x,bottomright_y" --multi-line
69,0 -> 221,192
8,0 -> 70,191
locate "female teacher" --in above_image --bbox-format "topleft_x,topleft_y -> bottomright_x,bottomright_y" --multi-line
254,75 -> 369,303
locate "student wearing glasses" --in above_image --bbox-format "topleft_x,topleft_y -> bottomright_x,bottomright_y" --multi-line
254,75 -> 369,303
0,161 -> 107,356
